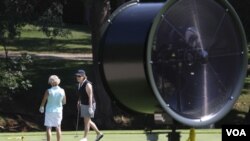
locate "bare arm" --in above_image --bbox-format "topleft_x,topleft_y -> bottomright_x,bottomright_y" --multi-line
40,90 -> 49,107
86,83 -> 93,107
62,89 -> 66,105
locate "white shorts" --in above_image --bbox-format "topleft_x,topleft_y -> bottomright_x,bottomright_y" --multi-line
44,112 -> 62,127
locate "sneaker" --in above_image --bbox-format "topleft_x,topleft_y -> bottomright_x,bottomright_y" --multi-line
95,133 -> 104,141
80,138 -> 87,141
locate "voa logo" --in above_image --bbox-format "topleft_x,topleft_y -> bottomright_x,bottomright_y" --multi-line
226,129 -> 246,136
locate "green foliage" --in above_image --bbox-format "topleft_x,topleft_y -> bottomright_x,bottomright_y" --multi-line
0,53 -> 32,98
0,0 -> 71,99
0,0 -> 71,50
37,1 -> 71,39
0,0 -> 35,41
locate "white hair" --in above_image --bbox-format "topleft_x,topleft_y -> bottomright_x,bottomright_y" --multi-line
48,75 -> 61,85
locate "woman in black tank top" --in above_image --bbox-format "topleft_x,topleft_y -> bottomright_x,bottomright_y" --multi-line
75,69 -> 103,141
77,80 -> 96,105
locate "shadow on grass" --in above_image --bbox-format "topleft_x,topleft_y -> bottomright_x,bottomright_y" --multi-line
63,24 -> 91,33
33,23 -> 91,33
8,37 -> 92,53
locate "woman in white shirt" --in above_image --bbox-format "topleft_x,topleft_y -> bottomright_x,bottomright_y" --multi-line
39,75 -> 66,141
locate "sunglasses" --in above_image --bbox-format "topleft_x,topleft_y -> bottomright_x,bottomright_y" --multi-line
76,75 -> 82,77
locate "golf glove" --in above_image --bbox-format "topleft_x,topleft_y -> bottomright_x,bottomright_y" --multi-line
39,106 -> 44,113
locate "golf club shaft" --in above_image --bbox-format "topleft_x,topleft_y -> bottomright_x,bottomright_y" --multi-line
75,106 -> 80,137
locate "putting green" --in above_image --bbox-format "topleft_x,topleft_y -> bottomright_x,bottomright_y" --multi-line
0,129 -> 222,141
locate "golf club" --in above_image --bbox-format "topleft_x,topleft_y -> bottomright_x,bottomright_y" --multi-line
74,106 -> 80,138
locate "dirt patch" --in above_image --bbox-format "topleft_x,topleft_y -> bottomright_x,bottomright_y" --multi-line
0,113 -> 42,132
0,51 -> 93,61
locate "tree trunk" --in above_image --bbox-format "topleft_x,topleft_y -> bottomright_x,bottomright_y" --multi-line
80,0 -> 92,26
90,0 -> 113,129
1,40 -> 10,66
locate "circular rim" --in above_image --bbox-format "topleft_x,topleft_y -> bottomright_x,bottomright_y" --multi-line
146,0 -> 248,127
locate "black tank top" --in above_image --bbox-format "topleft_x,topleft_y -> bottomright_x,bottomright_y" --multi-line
77,80 -> 95,105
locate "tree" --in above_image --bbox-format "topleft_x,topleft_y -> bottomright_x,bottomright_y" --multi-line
0,0 -> 70,59
0,53 -> 32,99
80,0 -> 92,26
228,0 -> 250,41
0,0 -> 34,59
90,0 -> 113,128
0,0 -> 35,98
89,0 -> 133,129
0,0 -> 70,99
36,1 -> 71,42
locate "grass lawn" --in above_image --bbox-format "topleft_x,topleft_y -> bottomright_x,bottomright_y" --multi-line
0,24 -> 92,53
0,129 -> 222,141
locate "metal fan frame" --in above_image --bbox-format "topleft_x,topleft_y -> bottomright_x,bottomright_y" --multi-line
146,0 -> 248,127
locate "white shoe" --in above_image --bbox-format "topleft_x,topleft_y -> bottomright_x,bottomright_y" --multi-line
95,133 -> 104,141
80,138 -> 87,141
